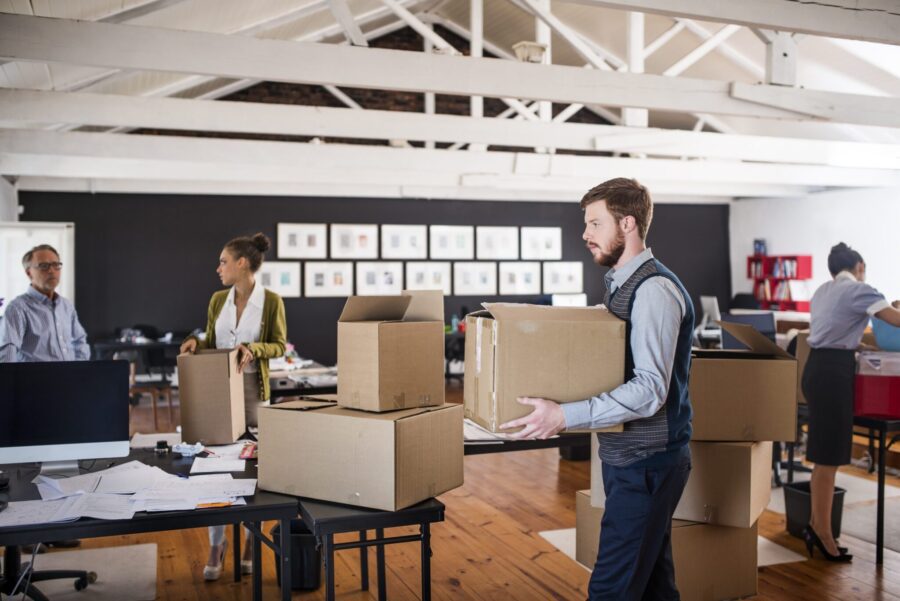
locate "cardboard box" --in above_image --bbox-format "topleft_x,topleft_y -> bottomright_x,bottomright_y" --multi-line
337,290 -> 445,412
258,398 -> 463,511
576,490 -> 758,601
463,303 -> 626,432
690,321 -> 798,442
591,440 -> 772,528
177,348 -> 245,445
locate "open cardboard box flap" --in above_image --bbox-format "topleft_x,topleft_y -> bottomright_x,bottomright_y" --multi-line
267,396 -> 337,412
694,321 -> 794,360
269,399 -> 456,421
339,290 -> 443,323
481,302 -> 618,323
401,290 -> 444,322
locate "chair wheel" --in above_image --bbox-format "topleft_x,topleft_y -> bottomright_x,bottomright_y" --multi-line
75,577 -> 87,591
88,571 -> 98,583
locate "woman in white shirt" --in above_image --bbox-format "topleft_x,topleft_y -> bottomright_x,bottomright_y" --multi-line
180,232 -> 287,580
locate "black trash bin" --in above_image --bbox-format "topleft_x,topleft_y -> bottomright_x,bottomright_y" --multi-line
271,520 -> 322,590
783,481 -> 846,539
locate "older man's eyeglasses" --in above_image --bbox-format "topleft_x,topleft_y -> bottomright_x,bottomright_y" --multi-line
33,262 -> 63,271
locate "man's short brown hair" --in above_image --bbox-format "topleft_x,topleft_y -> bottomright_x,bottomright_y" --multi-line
580,177 -> 653,241
22,244 -> 60,269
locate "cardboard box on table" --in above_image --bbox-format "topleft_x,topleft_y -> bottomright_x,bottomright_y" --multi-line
463,303 -> 626,433
257,396 -> 463,511
177,348 -> 245,445
575,490 -> 758,601
591,438 -> 772,529
690,321 -> 798,442
337,290 -> 445,412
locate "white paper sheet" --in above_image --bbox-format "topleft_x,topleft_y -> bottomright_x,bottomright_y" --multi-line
70,493 -> 136,521
0,497 -> 81,527
130,432 -> 182,449
189,458 -> 246,474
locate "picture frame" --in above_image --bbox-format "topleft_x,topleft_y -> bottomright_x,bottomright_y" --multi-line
430,225 -> 474,260
276,223 -> 327,259
258,261 -> 301,298
521,227 -> 563,260
542,261 -> 584,294
304,262 -> 354,297
453,262 -> 497,296
330,224 -> 379,259
355,262 -> 404,295
381,225 -> 428,259
499,262 -> 541,295
405,262 -> 452,295
476,226 -> 519,260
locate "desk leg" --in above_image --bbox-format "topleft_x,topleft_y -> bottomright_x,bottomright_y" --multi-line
877,427 -> 886,566
324,534 -> 335,601
233,523 -> 241,583
376,528 -> 386,601
869,428 -> 876,474
279,517 -> 292,601
787,442 -> 795,484
421,523 -> 432,601
360,530 -> 369,591
252,521 -> 262,601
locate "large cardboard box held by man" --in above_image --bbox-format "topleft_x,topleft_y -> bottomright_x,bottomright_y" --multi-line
463,303 -> 626,433
575,490 -> 758,601
338,290 -> 445,412
258,397 -> 463,511
177,348 -> 245,445
690,321 -> 798,442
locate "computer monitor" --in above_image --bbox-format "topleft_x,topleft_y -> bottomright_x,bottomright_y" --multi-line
0,360 -> 130,475
720,312 -> 777,349
699,295 -> 722,329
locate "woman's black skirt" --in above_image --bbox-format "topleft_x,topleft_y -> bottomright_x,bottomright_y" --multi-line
802,347 -> 857,466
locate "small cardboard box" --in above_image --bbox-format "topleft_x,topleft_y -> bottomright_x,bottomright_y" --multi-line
690,321 -> 798,442
177,348 -> 245,445
576,490 -> 758,601
463,303 -> 626,432
591,440 -> 772,528
337,290 -> 445,412
258,398 -> 463,511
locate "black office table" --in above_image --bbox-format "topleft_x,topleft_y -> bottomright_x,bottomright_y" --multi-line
92,340 -> 182,361
464,432 -> 591,456
299,497 -> 445,601
852,414 -> 900,566
0,450 -> 298,600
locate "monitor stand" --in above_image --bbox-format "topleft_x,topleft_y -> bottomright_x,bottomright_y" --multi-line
39,460 -> 81,478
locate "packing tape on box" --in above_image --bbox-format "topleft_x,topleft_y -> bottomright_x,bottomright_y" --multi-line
475,317 -> 484,373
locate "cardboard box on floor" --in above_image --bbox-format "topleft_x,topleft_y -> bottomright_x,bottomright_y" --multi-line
257,397 -> 463,511
177,348 -> 245,445
591,439 -> 772,529
690,321 -> 798,442
463,303 -> 626,433
575,490 -> 757,601
338,290 -> 445,412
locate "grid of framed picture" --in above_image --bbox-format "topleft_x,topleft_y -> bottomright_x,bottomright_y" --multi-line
274,222 -> 584,298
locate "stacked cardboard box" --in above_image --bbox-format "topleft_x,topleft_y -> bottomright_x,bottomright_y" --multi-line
580,321 -> 797,600
258,291 -> 464,511
177,348 -> 246,445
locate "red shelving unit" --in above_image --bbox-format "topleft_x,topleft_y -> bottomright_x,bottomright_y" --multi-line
747,254 -> 812,312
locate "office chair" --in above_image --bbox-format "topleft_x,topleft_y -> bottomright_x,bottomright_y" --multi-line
1,546 -> 97,600
128,324 -> 176,430
730,293 -> 761,311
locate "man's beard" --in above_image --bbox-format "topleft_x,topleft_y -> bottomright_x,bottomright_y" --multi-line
592,230 -> 626,268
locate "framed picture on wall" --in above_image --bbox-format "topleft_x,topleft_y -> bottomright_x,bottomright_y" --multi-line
476,226 -> 519,260
406,262 -> 452,295
543,261 -> 583,294
258,261 -> 301,298
521,227 -> 562,260
356,262 -> 404,295
430,225 -> 474,260
381,225 -> 427,259
304,262 -> 354,297
277,223 -> 327,259
499,262 -> 541,295
330,224 -> 379,259
454,262 -> 497,296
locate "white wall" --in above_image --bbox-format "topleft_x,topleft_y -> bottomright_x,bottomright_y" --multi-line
730,187 -> 900,304
0,177 -> 18,222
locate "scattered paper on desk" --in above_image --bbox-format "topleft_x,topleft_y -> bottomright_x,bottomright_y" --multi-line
33,473 -> 100,499
0,498 -> 81,527
204,443 -> 248,461
71,493 -> 136,521
131,432 -> 182,449
190,457 -> 246,474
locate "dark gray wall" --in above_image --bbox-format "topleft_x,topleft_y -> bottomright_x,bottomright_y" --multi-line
19,192 -> 731,365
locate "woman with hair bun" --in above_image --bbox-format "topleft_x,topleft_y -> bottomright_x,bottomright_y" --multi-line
179,232 -> 287,580
801,242 -> 900,563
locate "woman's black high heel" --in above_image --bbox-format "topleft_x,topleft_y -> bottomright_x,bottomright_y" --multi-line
803,525 -> 852,562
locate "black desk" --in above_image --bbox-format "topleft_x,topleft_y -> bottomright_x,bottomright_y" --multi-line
852,415 -> 900,566
299,498 -> 445,601
92,340 -> 181,361
464,432 -> 591,456
0,450 -> 297,600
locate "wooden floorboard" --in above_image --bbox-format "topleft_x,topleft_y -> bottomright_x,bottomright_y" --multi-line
14,386 -> 899,600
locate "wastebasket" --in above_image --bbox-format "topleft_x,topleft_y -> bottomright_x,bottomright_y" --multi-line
270,520 -> 322,590
783,481 -> 846,539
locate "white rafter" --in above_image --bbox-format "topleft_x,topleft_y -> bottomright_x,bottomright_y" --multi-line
327,0 -> 369,46
663,24 -> 741,77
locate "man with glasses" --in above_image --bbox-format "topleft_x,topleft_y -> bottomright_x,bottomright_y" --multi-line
0,244 -> 90,362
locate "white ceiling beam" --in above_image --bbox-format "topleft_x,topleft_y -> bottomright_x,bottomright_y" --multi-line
327,0 -> 369,46
515,0 -> 614,70
676,19 -> 765,80
623,12 -> 648,127
469,0 -> 484,121
758,30 -> 798,86
643,20 -> 685,59
662,24 -> 740,77
559,0 -> 900,46
380,0 -> 459,54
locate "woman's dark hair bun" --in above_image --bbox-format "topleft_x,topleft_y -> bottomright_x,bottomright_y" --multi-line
827,241 -> 863,277
251,232 -> 271,253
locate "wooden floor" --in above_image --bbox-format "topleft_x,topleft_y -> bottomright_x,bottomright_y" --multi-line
27,386 -> 900,600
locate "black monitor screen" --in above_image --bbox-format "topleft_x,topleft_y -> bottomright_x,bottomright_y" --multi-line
0,360 -> 129,448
